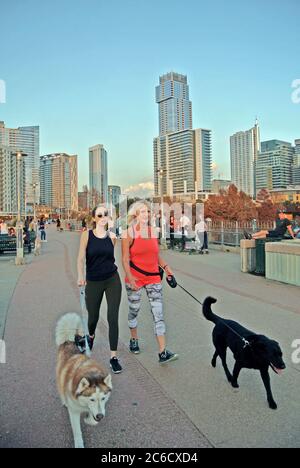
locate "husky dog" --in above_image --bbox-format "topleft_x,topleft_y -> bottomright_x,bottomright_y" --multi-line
56,314 -> 112,448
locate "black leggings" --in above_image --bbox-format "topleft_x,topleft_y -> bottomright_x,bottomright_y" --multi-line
85,272 -> 122,351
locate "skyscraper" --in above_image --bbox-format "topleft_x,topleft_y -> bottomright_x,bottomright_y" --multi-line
0,121 -> 40,208
154,73 -> 212,198
256,140 -> 294,191
156,72 -> 193,136
108,185 -> 121,207
0,145 -> 25,215
89,145 -> 108,206
230,120 -> 260,197
40,153 -> 78,214
292,139 -> 300,185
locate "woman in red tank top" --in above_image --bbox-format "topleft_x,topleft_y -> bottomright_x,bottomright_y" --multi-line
122,201 -> 178,364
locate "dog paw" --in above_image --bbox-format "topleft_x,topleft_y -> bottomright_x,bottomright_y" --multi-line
74,439 -> 84,449
211,360 -> 217,368
268,401 -> 278,410
231,383 -> 240,393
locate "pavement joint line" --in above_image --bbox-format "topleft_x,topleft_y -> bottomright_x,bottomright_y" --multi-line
173,268 -> 300,316
54,236 -> 215,449
0,262 -> 29,340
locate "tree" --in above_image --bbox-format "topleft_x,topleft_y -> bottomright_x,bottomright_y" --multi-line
256,188 -> 271,203
256,189 -> 277,221
204,184 -> 257,221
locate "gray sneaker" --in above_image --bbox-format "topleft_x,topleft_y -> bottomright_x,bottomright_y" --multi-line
158,349 -> 178,364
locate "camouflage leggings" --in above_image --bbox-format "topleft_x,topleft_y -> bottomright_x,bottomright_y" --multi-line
126,283 -> 166,336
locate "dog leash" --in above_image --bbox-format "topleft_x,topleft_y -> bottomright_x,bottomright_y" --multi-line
162,267 -> 250,349
178,283 -> 250,348
79,286 -> 91,357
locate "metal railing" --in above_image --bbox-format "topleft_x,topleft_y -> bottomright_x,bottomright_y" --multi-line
207,221 -> 276,248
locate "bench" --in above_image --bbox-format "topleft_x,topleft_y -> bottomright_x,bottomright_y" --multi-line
265,240 -> 300,286
0,232 -> 36,255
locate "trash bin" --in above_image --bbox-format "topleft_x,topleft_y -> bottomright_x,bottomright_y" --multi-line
253,238 -> 282,276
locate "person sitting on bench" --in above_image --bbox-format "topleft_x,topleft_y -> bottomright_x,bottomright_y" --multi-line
244,211 -> 295,240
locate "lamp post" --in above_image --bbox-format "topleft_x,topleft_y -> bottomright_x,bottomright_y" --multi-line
12,150 -> 27,265
31,182 -> 38,226
157,168 -> 167,249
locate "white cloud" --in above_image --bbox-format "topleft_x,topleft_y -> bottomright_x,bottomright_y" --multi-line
124,181 -> 154,198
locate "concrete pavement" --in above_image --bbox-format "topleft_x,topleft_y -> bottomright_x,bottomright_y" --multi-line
0,257 -> 26,339
0,226 -> 299,448
0,227 -> 211,449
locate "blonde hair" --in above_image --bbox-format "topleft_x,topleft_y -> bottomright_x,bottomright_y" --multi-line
127,200 -> 151,226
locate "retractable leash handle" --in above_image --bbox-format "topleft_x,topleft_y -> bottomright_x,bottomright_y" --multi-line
79,286 -> 91,357
160,265 -> 178,289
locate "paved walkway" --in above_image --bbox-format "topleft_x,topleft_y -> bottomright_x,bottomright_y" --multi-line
0,226 -> 299,448
0,228 -> 210,449
0,257 -> 26,339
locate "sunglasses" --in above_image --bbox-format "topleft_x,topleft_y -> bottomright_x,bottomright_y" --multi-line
96,211 -> 109,218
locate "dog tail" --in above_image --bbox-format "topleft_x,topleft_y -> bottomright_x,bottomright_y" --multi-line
55,313 -> 84,347
202,297 -> 219,324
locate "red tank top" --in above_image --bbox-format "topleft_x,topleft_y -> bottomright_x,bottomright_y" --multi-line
125,225 -> 161,288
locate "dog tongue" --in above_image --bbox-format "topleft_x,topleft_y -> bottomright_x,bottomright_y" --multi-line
275,367 -> 283,375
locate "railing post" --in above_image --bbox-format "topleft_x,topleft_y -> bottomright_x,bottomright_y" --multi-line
236,221 -> 239,247
221,221 -> 224,247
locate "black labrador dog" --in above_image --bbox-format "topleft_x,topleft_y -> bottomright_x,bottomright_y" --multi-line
203,297 -> 286,410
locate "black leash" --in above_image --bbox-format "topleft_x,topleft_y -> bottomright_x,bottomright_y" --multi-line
172,278 -> 250,349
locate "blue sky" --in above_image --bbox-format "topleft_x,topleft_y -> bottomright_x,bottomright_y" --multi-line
1,0 -> 299,195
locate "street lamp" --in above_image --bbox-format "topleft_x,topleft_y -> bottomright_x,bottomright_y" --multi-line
12,150 -> 27,265
31,182 -> 38,225
157,167 -> 167,249
31,182 -> 39,249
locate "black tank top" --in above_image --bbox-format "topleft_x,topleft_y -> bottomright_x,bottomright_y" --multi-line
86,230 -> 117,281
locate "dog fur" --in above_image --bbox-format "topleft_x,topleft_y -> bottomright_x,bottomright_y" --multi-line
203,297 -> 286,410
56,313 -> 112,448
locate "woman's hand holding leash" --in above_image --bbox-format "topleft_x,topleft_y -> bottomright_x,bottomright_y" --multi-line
163,264 -> 173,277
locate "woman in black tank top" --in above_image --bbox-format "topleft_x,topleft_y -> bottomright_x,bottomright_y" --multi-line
77,205 -> 123,374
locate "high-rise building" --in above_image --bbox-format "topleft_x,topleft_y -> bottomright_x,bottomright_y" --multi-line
78,185 -> 89,211
89,145 -> 108,206
292,139 -> 300,185
0,145 -> 26,215
40,153 -> 78,214
153,73 -> 212,198
156,72 -> 193,136
212,179 -> 232,193
256,140 -> 294,191
230,120 -> 260,197
0,121 -> 39,208
108,185 -> 121,207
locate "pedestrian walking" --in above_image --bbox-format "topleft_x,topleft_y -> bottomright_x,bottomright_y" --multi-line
77,205 -> 123,374
195,216 -> 209,254
169,215 -> 175,250
179,211 -> 191,251
56,218 -> 61,232
23,225 -> 32,253
39,218 -> 46,241
122,201 -> 178,364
